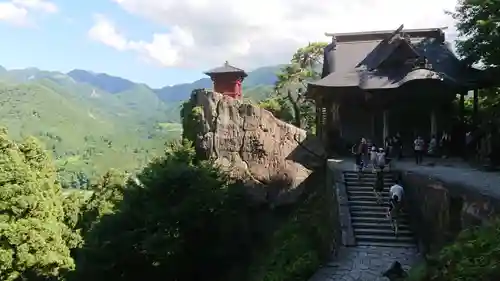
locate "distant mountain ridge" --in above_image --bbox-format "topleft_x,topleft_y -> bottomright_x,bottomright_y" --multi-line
66,65 -> 283,102
67,69 -> 138,94
0,64 -> 282,123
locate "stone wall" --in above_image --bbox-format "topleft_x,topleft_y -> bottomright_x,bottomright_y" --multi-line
401,171 -> 500,254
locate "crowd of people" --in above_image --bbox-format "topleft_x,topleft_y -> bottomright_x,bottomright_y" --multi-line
349,132 -> 455,238
352,132 -> 454,168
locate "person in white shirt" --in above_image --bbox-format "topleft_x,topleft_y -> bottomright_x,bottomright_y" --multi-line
376,148 -> 386,171
389,183 -> 404,207
370,146 -> 378,172
428,135 -> 437,157
413,136 -> 425,164
387,180 -> 405,234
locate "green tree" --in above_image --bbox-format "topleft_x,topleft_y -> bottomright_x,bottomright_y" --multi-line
451,0 -> 500,134
271,42 -> 327,129
258,96 -> 294,122
76,169 -> 129,235
450,0 -> 500,67
73,140 -> 254,281
408,219 -> 500,281
0,129 -> 80,281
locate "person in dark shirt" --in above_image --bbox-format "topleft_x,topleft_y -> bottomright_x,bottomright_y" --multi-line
382,261 -> 408,281
359,138 -> 368,168
394,133 -> 403,159
384,136 -> 393,157
373,170 -> 384,204
351,142 -> 363,177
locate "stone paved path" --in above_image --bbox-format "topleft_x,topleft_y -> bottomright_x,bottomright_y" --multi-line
309,246 -> 421,281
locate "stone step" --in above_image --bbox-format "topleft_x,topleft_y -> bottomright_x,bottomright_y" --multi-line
344,172 -> 395,177
346,195 -> 390,201
348,197 -> 391,204
356,241 -> 417,248
344,174 -> 396,179
344,181 -> 396,186
346,185 -> 393,191
348,190 -> 390,197
351,215 -> 410,225
350,210 -> 409,219
352,221 -> 411,230
354,227 -> 413,237
349,200 -> 390,207
355,234 -> 415,244
350,205 -> 390,212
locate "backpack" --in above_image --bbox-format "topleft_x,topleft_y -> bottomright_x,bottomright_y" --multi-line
376,152 -> 386,166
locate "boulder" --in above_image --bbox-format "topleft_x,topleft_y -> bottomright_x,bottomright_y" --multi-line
185,89 -> 326,206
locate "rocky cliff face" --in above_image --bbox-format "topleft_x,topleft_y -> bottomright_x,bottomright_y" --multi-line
183,89 -> 326,206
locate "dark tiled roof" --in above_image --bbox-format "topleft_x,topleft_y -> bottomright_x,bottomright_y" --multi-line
204,61 -> 247,77
309,26 -> 488,92
325,27 -> 445,43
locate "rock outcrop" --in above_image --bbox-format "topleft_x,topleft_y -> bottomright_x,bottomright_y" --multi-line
184,89 -> 326,206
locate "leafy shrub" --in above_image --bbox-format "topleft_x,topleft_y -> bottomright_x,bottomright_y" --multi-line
73,140 -> 256,281
248,170 -> 337,281
180,95 -> 203,143
408,218 -> 500,281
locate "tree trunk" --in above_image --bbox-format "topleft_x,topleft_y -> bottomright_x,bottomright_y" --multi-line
287,90 -> 302,128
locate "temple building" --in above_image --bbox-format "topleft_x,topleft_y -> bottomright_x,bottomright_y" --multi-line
204,61 -> 247,99
307,25 -> 495,155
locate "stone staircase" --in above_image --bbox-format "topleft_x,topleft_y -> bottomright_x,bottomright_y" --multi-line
344,171 -> 416,248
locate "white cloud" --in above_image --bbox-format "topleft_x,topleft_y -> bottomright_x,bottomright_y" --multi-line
12,0 -> 58,13
0,2 -> 28,25
0,0 -> 57,26
88,14 -> 130,51
94,0 -> 460,69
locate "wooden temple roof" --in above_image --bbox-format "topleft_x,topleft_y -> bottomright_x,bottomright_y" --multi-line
308,25 -> 492,96
204,61 -> 248,77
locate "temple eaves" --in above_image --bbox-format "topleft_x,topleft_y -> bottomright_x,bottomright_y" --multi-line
324,26 -> 448,43
324,26 -> 448,37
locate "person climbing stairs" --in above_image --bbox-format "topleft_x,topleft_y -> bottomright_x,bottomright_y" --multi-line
344,171 -> 416,248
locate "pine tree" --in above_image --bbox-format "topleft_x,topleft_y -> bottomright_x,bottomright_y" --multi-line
0,129 -> 80,281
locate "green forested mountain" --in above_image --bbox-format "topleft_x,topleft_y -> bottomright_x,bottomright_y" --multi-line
0,68 -> 182,189
0,65 -> 279,189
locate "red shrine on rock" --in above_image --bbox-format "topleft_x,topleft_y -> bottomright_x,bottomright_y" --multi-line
204,61 -> 247,99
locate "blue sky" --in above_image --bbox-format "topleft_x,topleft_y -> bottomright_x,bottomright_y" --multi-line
0,0 -> 459,88
0,0 -> 205,88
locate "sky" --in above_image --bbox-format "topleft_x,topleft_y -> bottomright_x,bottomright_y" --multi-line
0,0 -> 461,88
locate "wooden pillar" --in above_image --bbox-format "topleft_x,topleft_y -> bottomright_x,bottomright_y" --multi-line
430,110 -> 437,137
459,91 -> 466,155
326,102 -> 341,156
383,110 -> 389,142
315,97 -> 323,137
371,113 -> 376,140
473,89 -> 479,127
325,102 -> 333,153
332,103 -> 341,136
